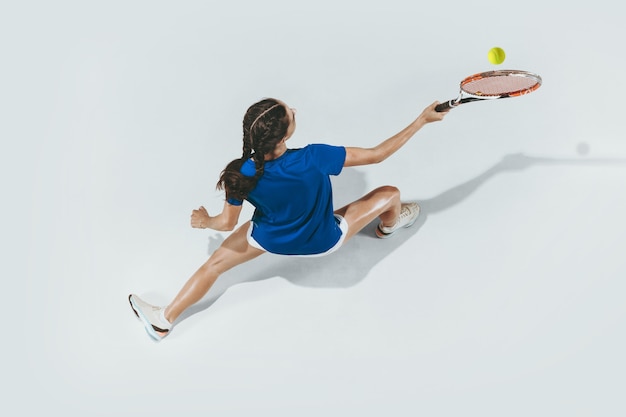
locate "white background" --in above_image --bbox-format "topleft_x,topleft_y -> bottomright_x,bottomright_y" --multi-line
2,1 -> 625,416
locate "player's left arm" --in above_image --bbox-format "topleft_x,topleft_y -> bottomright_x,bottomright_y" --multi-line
190,201 -> 242,231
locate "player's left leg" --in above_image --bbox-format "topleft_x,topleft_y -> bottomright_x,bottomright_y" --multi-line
164,221 -> 265,323
129,221 -> 265,340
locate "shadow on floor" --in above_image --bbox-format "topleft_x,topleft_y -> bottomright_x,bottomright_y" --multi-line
178,152 -> 626,323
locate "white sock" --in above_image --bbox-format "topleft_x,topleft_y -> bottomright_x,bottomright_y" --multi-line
160,308 -> 172,326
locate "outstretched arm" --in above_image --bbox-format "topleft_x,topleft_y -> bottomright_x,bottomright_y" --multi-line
344,101 -> 448,167
190,201 -> 242,231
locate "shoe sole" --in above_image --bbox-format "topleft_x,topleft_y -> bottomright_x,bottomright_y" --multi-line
375,204 -> 421,239
375,225 -> 395,239
128,295 -> 168,341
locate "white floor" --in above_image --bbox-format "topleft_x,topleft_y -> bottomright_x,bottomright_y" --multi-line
3,1 -> 625,416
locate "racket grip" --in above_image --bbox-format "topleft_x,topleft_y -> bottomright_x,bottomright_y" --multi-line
435,101 -> 452,112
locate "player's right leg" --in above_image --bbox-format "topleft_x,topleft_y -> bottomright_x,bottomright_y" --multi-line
334,185 -> 420,242
375,202 -> 420,239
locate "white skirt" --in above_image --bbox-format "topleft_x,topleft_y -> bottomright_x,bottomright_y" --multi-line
247,214 -> 348,257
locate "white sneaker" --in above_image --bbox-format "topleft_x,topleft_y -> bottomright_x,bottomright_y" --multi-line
375,202 -> 421,239
128,294 -> 172,341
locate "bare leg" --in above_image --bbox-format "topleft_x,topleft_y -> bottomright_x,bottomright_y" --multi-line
164,221 -> 265,323
164,187 -> 401,322
334,185 -> 402,242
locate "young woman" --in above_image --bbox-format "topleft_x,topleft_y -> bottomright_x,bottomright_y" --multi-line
129,98 -> 448,341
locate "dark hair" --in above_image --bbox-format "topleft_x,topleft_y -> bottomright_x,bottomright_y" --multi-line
217,98 -> 290,201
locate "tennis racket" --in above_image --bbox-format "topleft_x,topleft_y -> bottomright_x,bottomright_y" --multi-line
435,69 -> 542,112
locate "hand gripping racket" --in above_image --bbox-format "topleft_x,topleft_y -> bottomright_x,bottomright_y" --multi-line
435,69 -> 542,112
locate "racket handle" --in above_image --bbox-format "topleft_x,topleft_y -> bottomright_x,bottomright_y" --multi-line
435,101 -> 452,112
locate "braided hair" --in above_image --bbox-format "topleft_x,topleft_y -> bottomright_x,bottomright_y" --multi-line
217,98 -> 290,201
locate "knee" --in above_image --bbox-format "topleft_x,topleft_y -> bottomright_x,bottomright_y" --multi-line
367,185 -> 400,206
203,246 -> 251,276
202,252 -> 228,276
377,185 -> 400,199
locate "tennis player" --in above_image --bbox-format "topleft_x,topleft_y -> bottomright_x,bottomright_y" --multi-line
129,98 -> 447,340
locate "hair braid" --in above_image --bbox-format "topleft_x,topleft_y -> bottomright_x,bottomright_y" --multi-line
217,98 -> 290,201
242,132 -> 253,160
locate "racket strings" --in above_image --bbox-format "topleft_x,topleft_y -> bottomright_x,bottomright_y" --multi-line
462,75 -> 539,96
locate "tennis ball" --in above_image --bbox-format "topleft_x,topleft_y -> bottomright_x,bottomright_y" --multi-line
488,47 -> 506,65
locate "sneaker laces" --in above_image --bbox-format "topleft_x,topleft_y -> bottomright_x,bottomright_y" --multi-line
399,205 -> 414,220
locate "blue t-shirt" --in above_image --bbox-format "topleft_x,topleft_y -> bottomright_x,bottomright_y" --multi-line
227,144 -> 346,255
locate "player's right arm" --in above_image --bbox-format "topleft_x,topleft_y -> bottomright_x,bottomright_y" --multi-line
343,101 -> 447,167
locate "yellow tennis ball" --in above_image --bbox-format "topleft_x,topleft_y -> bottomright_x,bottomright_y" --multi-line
488,47 -> 506,65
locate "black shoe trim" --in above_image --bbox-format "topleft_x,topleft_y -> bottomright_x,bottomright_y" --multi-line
128,295 -> 140,318
377,224 -> 394,236
152,325 -> 169,334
